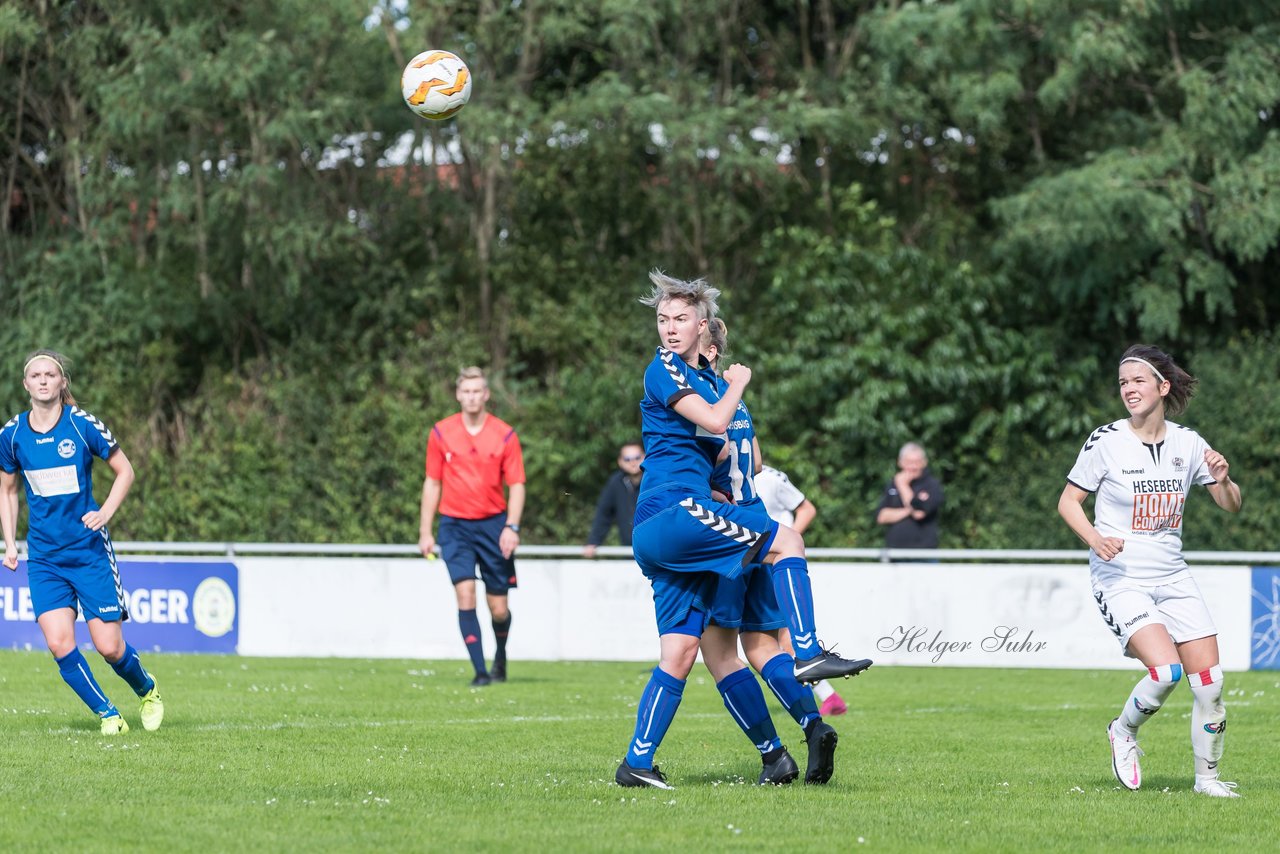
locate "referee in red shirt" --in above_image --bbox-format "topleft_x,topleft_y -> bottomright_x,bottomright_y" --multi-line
419,366 -> 526,686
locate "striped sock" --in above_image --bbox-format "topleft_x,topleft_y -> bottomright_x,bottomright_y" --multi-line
626,667 -> 685,770
55,649 -> 117,717
761,653 -> 821,731
717,667 -> 782,756
1116,663 -> 1181,735
770,558 -> 819,658
1188,665 -> 1226,778
109,643 -> 155,696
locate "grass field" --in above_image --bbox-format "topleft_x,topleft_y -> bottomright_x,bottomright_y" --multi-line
0,651 -> 1274,852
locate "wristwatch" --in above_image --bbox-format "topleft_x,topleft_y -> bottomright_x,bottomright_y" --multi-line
505,523 -> 521,533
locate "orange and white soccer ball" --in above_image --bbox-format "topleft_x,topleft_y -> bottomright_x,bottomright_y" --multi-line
401,50 -> 472,120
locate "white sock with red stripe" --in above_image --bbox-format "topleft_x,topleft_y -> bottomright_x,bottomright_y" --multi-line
1188,665 -> 1226,780
1115,663 -> 1181,737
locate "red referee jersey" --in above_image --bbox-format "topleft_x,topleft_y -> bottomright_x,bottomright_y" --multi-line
425,412 -> 525,519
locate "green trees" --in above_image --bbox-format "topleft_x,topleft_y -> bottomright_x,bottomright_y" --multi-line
2,1 -> 1277,548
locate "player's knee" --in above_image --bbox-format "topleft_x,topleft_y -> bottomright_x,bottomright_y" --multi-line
453,586 -> 477,610
768,525 -> 804,560
45,636 -> 76,658
96,638 -> 126,663
700,638 -> 744,681
659,639 -> 700,677
738,631 -> 781,671
1187,665 -> 1225,707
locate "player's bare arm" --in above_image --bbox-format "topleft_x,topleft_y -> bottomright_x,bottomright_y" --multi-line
81,448 -> 134,532
499,482 -> 525,559
1057,483 -> 1124,561
1204,450 -> 1242,513
670,363 -> 751,434
1,470 -> 18,570
418,476 -> 441,557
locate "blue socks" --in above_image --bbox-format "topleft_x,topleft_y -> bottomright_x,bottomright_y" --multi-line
55,649 -> 116,717
458,609 -> 487,676
717,667 -> 782,755
109,643 -> 156,697
771,557 -> 819,658
761,653 -> 821,731
626,667 -> 685,769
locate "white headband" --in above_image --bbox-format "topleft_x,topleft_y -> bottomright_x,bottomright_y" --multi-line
1120,356 -> 1166,384
23,355 -> 64,377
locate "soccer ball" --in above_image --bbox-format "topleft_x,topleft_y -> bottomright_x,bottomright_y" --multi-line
401,50 -> 472,120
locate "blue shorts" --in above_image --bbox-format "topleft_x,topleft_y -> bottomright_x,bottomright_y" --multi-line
631,496 -> 777,583
438,514 -> 518,594
708,564 -> 785,632
27,531 -> 128,622
644,567 -> 714,635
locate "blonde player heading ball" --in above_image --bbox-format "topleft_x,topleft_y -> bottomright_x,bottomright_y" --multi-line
1057,344 -> 1243,798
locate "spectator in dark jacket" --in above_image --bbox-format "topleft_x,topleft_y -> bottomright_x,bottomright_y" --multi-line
875,442 -> 944,551
583,442 -> 644,557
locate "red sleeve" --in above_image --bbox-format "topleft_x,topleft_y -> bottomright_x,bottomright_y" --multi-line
502,430 -> 526,486
425,425 -> 444,479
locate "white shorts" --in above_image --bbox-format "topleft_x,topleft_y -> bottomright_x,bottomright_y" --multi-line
1091,576 -> 1217,655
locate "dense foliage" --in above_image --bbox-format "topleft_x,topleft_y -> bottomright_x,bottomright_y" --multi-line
2,0 -> 1278,549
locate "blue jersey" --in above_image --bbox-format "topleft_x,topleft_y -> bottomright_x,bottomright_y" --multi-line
636,348 -> 725,523
710,374 -> 759,504
0,406 -> 119,557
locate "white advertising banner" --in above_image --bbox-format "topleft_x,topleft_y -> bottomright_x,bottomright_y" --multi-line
231,557 -> 1253,671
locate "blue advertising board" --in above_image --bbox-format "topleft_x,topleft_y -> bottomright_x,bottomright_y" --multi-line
0,560 -> 238,653
1252,566 -> 1280,670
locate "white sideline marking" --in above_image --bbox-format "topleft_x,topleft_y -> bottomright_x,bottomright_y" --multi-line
37,711 -> 739,736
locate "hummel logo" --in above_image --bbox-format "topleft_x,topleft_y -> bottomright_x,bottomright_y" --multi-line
632,739 -> 653,755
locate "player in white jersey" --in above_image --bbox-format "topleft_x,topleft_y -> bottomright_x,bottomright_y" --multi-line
754,466 -> 846,716
755,467 -> 816,532
1,350 -> 164,736
1057,344 -> 1242,798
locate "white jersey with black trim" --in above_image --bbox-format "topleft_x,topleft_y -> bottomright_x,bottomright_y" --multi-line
755,466 -> 805,527
1066,419 -> 1216,585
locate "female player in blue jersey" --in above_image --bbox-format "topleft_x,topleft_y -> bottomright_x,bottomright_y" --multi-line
698,319 -> 849,786
616,272 -> 868,789
1,350 -> 163,736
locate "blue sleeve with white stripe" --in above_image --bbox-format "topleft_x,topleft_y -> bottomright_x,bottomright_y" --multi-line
71,408 -> 119,460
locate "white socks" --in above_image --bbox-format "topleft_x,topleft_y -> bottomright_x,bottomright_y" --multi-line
1116,663 -> 1182,736
1115,661 -> 1229,782
1188,665 -> 1226,779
